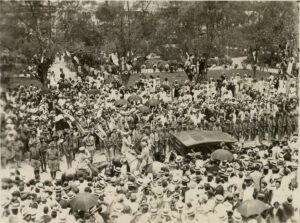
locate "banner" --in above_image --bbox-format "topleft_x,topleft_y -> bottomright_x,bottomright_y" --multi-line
54,108 -> 70,131
110,53 -> 119,66
55,106 -> 85,133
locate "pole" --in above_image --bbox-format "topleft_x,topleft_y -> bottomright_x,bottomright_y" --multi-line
297,53 -> 300,209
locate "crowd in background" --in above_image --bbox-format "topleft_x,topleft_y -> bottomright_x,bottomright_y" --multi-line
0,66 -> 299,222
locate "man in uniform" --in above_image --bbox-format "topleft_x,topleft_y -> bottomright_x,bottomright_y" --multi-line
29,141 -> 41,178
234,117 -> 242,141
268,115 -> 275,141
110,128 -> 119,159
38,136 -> 48,172
242,117 -> 250,141
286,112 -> 293,139
15,136 -> 24,168
62,133 -> 73,169
250,117 -> 257,141
46,141 -> 60,180
83,129 -> 96,163
68,129 -> 79,161
137,140 -> 153,174
277,113 -> 283,141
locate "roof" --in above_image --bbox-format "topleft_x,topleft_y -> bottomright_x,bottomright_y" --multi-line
172,130 -> 236,147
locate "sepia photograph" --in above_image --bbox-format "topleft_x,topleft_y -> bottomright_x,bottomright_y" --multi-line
0,0 -> 299,222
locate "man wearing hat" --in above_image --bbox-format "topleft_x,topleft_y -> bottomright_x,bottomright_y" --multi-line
137,140 -> 153,174
29,140 -> 41,178
46,141 -> 60,180
38,135 -> 48,173
62,133 -> 73,169
68,129 -> 79,161
83,129 -> 96,162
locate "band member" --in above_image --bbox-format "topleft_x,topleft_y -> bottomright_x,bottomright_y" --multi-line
138,140 -> 153,174
83,129 -> 96,162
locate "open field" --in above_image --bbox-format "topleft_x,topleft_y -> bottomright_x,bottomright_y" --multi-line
2,69 -> 272,90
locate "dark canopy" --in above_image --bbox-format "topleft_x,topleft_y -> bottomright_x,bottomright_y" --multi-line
172,130 -> 236,147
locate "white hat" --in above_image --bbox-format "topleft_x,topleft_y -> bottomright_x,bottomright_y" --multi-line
79,146 -> 85,151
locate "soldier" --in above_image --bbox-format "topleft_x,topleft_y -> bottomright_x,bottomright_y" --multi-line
38,136 -> 47,172
46,141 -> 60,180
250,117 -> 257,141
159,127 -> 167,158
257,116 -> 264,143
110,128 -> 120,159
208,118 -> 215,131
268,115 -> 275,141
137,140 -> 153,174
234,117 -> 242,141
286,112 -> 294,139
69,129 -> 79,161
242,117 -> 249,141
83,130 -> 96,163
282,111 -> 288,138
29,141 -> 41,178
62,132 -> 72,169
277,113 -> 283,141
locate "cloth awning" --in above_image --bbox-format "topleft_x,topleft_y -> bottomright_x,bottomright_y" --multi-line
172,130 -> 236,147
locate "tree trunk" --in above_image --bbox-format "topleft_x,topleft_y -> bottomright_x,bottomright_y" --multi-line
37,62 -> 50,87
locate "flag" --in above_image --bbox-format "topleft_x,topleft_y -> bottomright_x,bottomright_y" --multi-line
110,53 -> 119,66
55,108 -> 70,131
74,56 -> 79,64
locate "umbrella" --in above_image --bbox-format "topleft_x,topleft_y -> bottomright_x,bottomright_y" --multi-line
128,95 -> 142,103
211,149 -> 233,161
237,199 -> 269,218
88,89 -> 101,95
161,84 -> 171,91
70,193 -> 98,212
114,99 -> 129,107
41,88 -> 51,95
145,99 -> 160,107
138,105 -> 151,114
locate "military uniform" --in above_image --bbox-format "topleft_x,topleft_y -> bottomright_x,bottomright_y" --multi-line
62,139 -> 72,168
47,143 -> 59,179
29,143 -> 41,176
277,113 -> 283,141
286,113 -> 294,138
69,132 -> 79,160
84,134 -> 96,161
250,118 -> 257,141
258,117 -> 265,143
234,119 -> 242,141
268,116 -> 275,141
14,140 -> 24,167
38,139 -> 47,172
138,145 -> 153,174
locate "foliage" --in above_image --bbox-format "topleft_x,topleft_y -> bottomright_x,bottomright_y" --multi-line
0,1 -> 298,84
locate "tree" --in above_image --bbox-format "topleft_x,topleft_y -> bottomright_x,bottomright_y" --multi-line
0,0 -> 62,86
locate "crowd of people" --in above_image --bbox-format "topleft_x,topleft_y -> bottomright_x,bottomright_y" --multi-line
1,66 -> 299,223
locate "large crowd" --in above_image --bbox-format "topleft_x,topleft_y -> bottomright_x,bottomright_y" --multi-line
0,66 -> 299,223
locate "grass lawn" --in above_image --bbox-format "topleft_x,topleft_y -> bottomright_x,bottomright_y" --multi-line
1,76 -> 42,90
2,69 -> 271,90
128,69 -> 271,86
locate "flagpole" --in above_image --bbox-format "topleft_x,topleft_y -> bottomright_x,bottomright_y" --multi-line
297,54 -> 300,209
